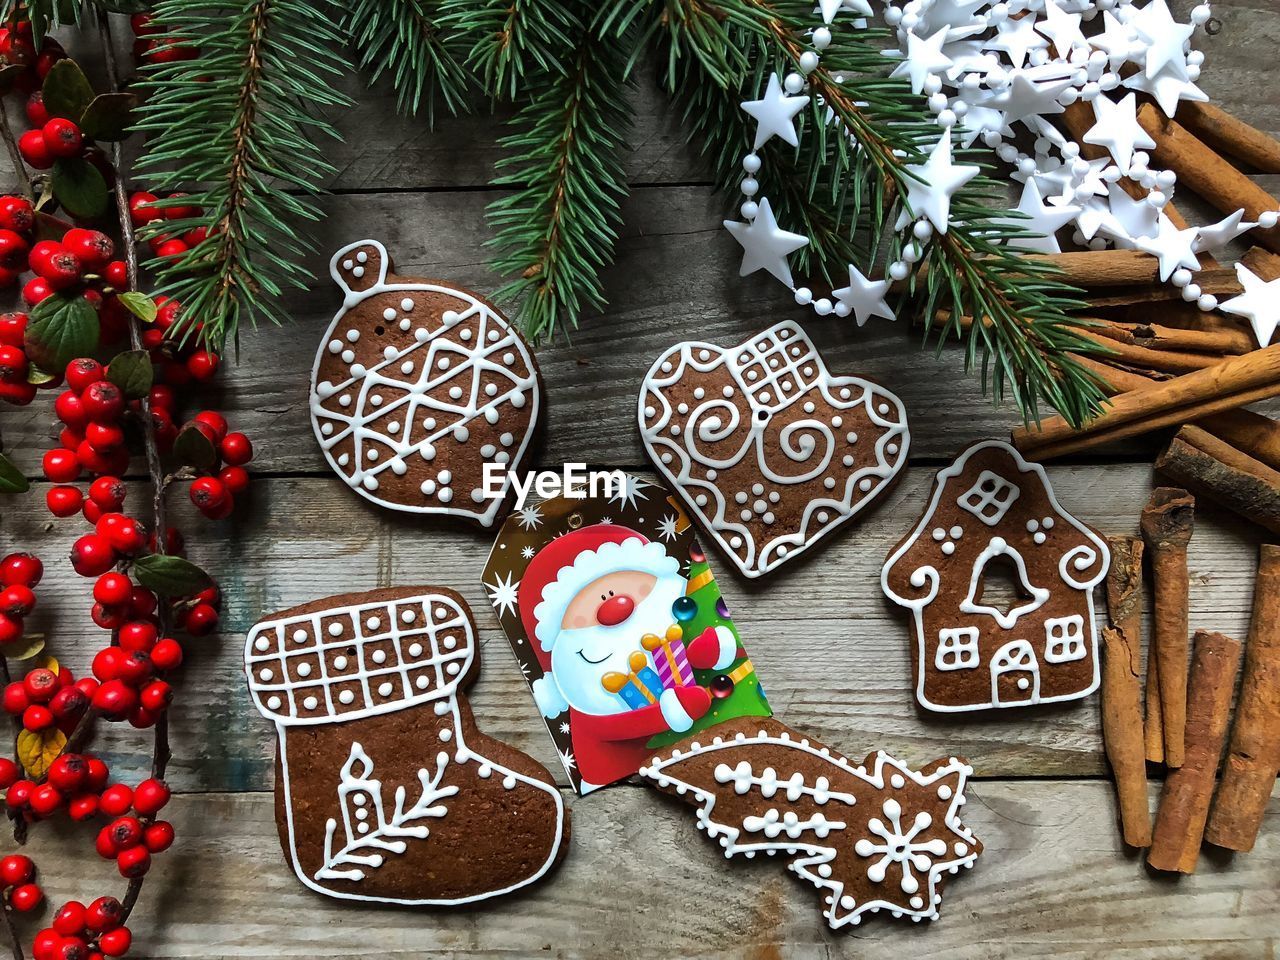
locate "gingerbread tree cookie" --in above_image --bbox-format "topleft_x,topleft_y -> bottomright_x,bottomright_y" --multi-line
882,440 -> 1110,712
641,717 -> 981,928
311,240 -> 542,528
245,586 -> 569,905
638,320 -> 909,578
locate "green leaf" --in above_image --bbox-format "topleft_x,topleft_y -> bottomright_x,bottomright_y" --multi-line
23,293 -> 99,373
0,63 -> 27,97
133,554 -> 212,598
51,158 -> 109,219
33,211 -> 76,243
4,634 -> 45,662
79,92 -> 138,142
173,423 -> 218,471
107,350 -> 153,399
0,452 -> 28,494
41,59 -> 95,123
118,291 -> 157,321
26,366 -> 55,386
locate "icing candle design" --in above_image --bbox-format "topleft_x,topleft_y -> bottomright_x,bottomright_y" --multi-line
642,625 -> 692,689
601,650 -> 664,709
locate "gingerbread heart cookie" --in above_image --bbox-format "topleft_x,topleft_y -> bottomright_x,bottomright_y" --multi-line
641,717 -> 981,928
638,321 -> 909,578
882,440 -> 1110,713
245,586 -> 569,906
311,240 -> 542,528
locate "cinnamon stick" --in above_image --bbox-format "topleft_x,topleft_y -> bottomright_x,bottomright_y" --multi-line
1011,345 -> 1280,460
1141,488 -> 1195,769
1102,532 -> 1164,765
1137,104 -> 1280,255
1176,101 -> 1280,175
1148,631 -> 1243,873
1102,537 -> 1152,847
1070,327 -> 1221,374
1205,546 -> 1280,852
1155,426 -> 1280,535
1027,250 -> 1235,289
1085,317 -> 1252,356
1197,409 -> 1280,473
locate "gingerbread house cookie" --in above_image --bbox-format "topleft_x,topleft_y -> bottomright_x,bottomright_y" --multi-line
310,240 -> 542,528
881,440 -> 1110,713
245,586 -> 569,905
638,321 -> 909,578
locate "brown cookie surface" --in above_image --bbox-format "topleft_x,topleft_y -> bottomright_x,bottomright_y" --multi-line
311,241 -> 542,528
640,717 -> 981,928
882,440 -> 1110,713
639,320 -> 909,578
247,586 -> 569,906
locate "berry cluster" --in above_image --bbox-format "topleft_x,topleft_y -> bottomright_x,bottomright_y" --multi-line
137,300 -> 219,388
0,853 -> 42,915
1,661 -> 89,744
0,552 -> 41,645
0,22 -> 65,97
127,13 -> 197,68
127,192 -> 205,262
184,412 -> 253,519
35,895 -> 133,959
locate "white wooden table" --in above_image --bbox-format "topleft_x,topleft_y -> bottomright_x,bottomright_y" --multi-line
3,3 -> 1279,956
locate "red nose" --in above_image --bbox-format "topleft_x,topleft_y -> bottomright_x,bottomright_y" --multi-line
596,594 -> 635,627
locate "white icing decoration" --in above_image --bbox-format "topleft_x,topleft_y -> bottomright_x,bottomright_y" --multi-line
310,240 -> 541,528
881,440 -> 1109,713
638,320 -> 910,578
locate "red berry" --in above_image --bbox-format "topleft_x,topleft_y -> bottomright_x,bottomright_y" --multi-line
0,612 -> 21,645
21,276 -> 52,306
80,380 -> 123,422
183,603 -> 219,636
93,573 -> 132,606
85,757 -> 109,791
88,476 -> 125,510
117,620 -> 156,652
0,554 -> 41,587
67,793 -> 97,821
0,585 -> 36,617
22,704 -> 53,730
0,312 -> 27,347
47,754 -> 88,793
133,778 -> 170,815
40,118 -> 82,159
188,476 -> 228,514
42,448 -> 80,483
5,780 -> 32,809
52,901 -> 86,936
0,196 -> 33,232
97,927 -> 131,957
32,929 -> 59,960
127,192 -> 160,227
0,758 -> 17,789
106,815 -> 142,850
55,391 -> 90,431
115,650 -> 152,686
219,431 -> 253,466
40,249 -> 82,290
115,845 -> 150,878
2,682 -> 27,714
70,535 -> 116,577
147,384 -> 174,410
149,637 -> 182,672
23,667 -> 58,703
28,783 -> 63,817
193,410 -> 227,440
186,349 -> 219,381
155,238 -> 187,259
127,705 -> 157,729
65,358 -> 103,392
0,229 -> 30,272
61,229 -> 112,268
0,345 -> 26,385
48,686 -> 87,721
139,679 -> 171,712
18,129 -> 53,169
10,882 -> 43,912
23,91 -> 48,127
85,896 -> 122,933
94,827 -> 116,859
92,647 -> 122,681
91,679 -> 135,719
97,784 -> 132,818
104,260 -> 127,288
104,518 -> 145,555
162,193 -> 200,220
47,485 -> 85,519
0,853 -> 34,885
218,465 -> 250,495
85,421 -> 124,452
143,820 -> 174,854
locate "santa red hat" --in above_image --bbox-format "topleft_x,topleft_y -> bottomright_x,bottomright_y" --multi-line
518,523 -> 681,669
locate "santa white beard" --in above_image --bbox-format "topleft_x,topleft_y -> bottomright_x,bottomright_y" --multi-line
544,570 -> 687,717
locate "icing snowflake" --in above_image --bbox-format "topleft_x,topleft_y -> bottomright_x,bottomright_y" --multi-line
485,571 -> 520,618
854,798 -> 949,895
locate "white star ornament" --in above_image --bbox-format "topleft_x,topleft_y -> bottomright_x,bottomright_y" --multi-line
833,265 -> 895,327
1082,92 -> 1156,175
724,198 -> 809,288
895,134 -> 980,235
741,73 -> 809,150
1220,264 -> 1280,347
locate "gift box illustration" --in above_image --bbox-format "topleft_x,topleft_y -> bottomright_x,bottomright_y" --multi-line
483,474 -> 772,793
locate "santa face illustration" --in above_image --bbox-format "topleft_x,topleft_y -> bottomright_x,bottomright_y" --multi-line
546,565 -> 687,716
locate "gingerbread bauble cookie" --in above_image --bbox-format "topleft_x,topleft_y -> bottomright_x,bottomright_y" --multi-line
882,440 -> 1110,713
638,320 -> 909,578
311,240 -> 542,527
641,717 -> 981,929
245,586 -> 569,905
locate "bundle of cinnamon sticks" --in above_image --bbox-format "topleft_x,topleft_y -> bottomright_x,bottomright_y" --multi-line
1100,490 -> 1280,872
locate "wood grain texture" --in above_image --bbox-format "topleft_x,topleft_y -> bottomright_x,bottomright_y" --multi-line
15,784 -> 1279,959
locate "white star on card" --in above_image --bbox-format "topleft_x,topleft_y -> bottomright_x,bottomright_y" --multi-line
1220,264 -> 1280,347
895,134 -> 980,235
1122,66 -> 1208,118
724,198 -> 808,287
833,264 -> 895,326
1194,209 -> 1256,253
998,179 -> 1080,255
1036,0 -> 1086,58
983,15 -> 1048,69
1082,92 -> 1156,175
890,28 -> 954,95
742,74 -> 809,150
1132,214 -> 1201,282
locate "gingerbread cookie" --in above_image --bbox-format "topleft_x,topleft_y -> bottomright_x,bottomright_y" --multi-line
882,440 -> 1110,713
244,586 -> 569,905
638,320 -> 909,578
641,717 -> 981,928
483,473 -> 772,794
311,240 -> 542,527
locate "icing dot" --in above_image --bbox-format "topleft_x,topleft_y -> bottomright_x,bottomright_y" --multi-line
471,487 -> 485,503
327,623 -> 343,637
371,650 -> 387,665
891,774 -> 906,789
402,610 -> 417,624
321,423 -> 333,436
356,252 -> 368,263
337,453 -> 350,467
753,499 -> 766,513
303,696 -> 318,710
740,510 -> 752,521
454,426 -> 470,442
401,298 -> 415,311
382,307 -> 396,321
399,318 -> 411,332
942,542 -> 955,556
1043,517 -> 1055,529
341,259 -> 353,270
950,526 -> 962,538
328,339 -> 342,354
661,362 -> 673,373
693,388 -> 705,399
503,776 -> 517,789
1017,677 -> 1030,690
932,528 -> 946,541
296,663 -> 311,678
480,444 -> 496,458
258,668 -> 273,681
350,364 -> 366,376
439,488 -> 453,503
416,676 -> 430,689
378,682 -> 394,697
446,662 -> 461,676
677,402 -> 689,414
339,690 -> 356,705
938,785 -> 953,800
266,696 -> 281,709
408,643 -> 424,657
729,536 -> 742,548
338,396 -> 351,408
500,433 -> 514,446
366,449 -> 379,461
1034,532 -> 1047,545
722,386 -> 734,398
487,330 -> 499,342
340,349 -> 355,363
816,511 -> 829,523
1027,519 -> 1040,532
695,494 -> 707,506
858,478 -> 873,491
803,402 -> 816,413
461,329 -> 473,341
752,483 -> 764,495
842,455 -> 854,467
449,386 -> 463,400
292,629 -> 308,644
503,352 -> 515,364
846,432 -> 858,444
401,361 -> 415,375
485,383 -> 498,396
254,637 -> 270,652
438,358 -> 450,370
877,403 -> 890,414
438,470 -> 452,484
439,728 -> 452,742
346,329 -> 360,343
735,492 -> 748,504
886,443 -> 898,456
823,477 -> 836,490
333,656 -> 348,670
831,417 -> 842,428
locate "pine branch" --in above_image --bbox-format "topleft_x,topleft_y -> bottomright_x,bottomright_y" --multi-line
343,0 -> 473,125
131,0 -> 352,350
438,0 -> 582,101
485,12 -> 633,342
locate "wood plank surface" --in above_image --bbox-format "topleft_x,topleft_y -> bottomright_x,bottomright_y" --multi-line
14,783 -> 1280,959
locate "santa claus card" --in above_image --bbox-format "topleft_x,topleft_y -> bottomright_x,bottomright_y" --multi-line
483,474 -> 772,793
